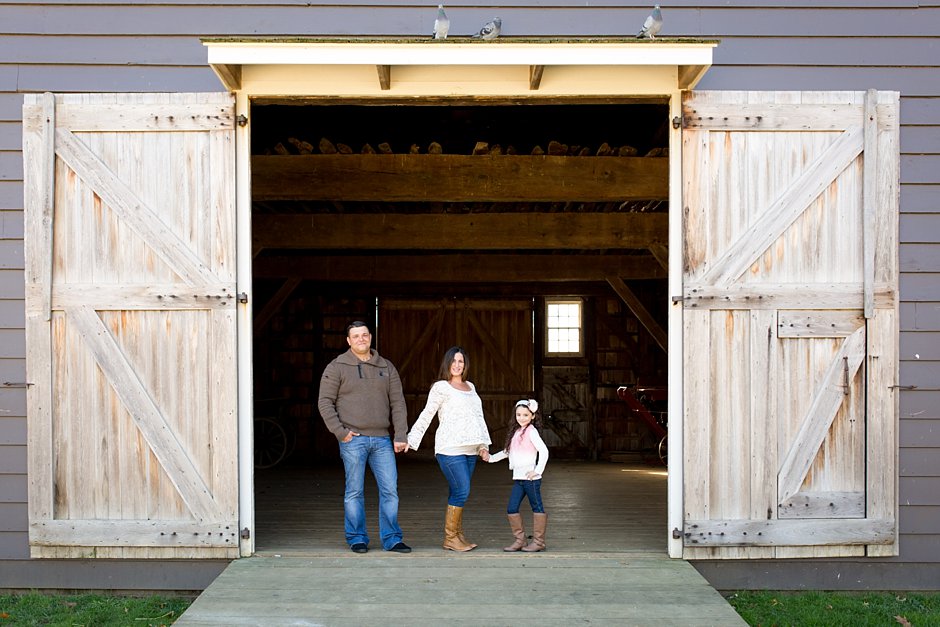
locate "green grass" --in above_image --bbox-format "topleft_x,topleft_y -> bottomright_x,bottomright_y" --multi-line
4,590 -> 940,626
0,593 -> 192,626
727,591 -> 940,627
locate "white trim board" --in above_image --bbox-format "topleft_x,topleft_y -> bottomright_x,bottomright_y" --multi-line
204,39 -> 715,93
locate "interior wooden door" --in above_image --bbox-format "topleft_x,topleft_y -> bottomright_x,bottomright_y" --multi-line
379,298 -> 533,446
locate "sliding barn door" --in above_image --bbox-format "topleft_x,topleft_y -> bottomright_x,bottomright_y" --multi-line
379,298 -> 534,444
681,91 -> 899,559
22,93 -> 239,558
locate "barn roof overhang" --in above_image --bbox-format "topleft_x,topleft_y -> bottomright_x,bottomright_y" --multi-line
202,38 -> 717,95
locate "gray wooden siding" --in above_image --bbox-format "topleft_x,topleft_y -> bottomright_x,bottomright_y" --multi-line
0,0 -> 938,590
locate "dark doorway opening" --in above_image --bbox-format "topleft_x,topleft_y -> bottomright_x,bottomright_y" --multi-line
249,99 -> 670,552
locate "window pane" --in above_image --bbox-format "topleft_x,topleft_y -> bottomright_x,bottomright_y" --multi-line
546,300 -> 581,354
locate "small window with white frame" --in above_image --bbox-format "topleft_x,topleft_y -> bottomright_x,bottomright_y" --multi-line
545,298 -> 583,356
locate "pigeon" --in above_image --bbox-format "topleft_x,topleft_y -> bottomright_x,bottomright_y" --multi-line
432,4 -> 450,40
472,17 -> 501,40
637,5 -> 663,39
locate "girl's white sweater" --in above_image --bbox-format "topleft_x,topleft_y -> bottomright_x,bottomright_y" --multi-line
488,425 -> 549,480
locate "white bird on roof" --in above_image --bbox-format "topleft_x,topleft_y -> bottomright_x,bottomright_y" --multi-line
472,17 -> 502,40
637,5 -> 663,39
433,4 -> 450,40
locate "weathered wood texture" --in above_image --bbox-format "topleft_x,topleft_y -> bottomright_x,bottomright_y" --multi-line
0,0 -> 937,592
253,253 -> 667,282
252,154 -> 668,202
253,459 -> 668,556
682,91 -> 900,560
253,213 -> 667,252
181,461 -> 742,626
21,93 -> 239,558
379,298 -> 534,451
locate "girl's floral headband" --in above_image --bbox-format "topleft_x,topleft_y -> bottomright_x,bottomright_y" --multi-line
515,399 -> 539,413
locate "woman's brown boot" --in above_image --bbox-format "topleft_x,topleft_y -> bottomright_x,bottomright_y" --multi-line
457,511 -> 478,550
503,513 -> 526,552
521,513 -> 547,552
443,505 -> 475,552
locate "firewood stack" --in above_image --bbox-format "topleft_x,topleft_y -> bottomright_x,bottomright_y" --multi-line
263,137 -> 668,158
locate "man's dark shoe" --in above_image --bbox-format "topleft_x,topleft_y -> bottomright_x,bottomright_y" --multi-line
350,543 -> 368,554
389,542 -> 412,553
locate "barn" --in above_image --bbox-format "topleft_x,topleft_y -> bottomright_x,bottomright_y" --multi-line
0,1 -> 938,593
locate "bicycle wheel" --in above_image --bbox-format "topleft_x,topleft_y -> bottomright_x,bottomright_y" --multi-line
254,417 -> 288,469
658,435 -> 668,467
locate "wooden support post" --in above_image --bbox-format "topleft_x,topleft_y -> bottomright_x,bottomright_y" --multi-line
529,65 -> 544,90
606,276 -> 667,353
253,277 -> 302,333
377,65 -> 391,90
648,243 -> 669,270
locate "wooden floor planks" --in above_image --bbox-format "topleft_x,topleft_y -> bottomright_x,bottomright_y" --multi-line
253,458 -> 669,555
177,460 -> 745,626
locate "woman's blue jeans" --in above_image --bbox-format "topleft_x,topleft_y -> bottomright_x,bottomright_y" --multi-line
435,454 -> 478,507
338,435 -> 403,550
507,479 -> 544,514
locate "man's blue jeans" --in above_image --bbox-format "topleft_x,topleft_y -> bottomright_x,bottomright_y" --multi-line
507,479 -> 544,514
435,454 -> 477,507
338,435 -> 403,550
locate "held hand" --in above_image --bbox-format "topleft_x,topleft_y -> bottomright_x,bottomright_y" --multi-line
479,450 -> 490,462
394,441 -> 409,453
342,431 -> 360,443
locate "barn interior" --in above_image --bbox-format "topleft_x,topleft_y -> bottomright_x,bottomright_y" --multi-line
249,98 -> 672,552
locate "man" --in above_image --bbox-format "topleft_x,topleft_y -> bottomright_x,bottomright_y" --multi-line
318,321 -> 411,554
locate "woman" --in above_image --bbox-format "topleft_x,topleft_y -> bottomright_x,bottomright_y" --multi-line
407,346 -> 491,551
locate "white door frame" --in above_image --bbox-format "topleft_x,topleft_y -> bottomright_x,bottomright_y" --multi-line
217,40 -> 716,557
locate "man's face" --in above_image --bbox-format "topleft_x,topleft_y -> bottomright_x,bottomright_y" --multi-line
347,326 -> 372,358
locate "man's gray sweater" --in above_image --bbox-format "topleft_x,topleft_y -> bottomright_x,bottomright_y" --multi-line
317,348 -> 408,442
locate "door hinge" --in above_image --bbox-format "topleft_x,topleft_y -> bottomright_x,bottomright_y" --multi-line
843,356 -> 850,396
236,114 -> 248,127
240,527 -> 251,539
672,527 -> 683,539
238,292 -> 249,303
671,295 -> 684,303
672,116 -> 682,129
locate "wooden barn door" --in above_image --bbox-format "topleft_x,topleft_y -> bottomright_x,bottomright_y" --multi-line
681,91 -> 899,559
379,298 -> 534,445
22,93 -> 239,558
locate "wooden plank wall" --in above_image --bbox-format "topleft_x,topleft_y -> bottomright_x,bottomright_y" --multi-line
0,0 -> 938,590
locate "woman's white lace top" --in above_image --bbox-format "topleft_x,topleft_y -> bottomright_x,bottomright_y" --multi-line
407,380 -> 492,454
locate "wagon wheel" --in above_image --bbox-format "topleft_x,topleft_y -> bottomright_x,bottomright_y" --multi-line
657,435 -> 668,467
254,417 -> 289,469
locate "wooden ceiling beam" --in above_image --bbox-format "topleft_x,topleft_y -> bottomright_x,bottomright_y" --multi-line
251,154 -> 668,202
253,212 -> 667,251
254,253 -> 667,282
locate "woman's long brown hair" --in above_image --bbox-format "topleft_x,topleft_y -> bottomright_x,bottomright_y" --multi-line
436,346 -> 469,382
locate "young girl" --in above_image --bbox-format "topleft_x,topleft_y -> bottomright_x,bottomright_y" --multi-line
483,398 -> 549,552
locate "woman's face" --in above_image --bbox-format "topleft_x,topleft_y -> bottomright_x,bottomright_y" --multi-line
515,406 -> 533,428
449,352 -> 465,378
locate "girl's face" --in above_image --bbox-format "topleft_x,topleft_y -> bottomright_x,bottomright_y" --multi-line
449,352 -> 465,379
515,406 -> 534,428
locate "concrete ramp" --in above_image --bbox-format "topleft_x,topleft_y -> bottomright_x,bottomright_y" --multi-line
176,553 -> 745,626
